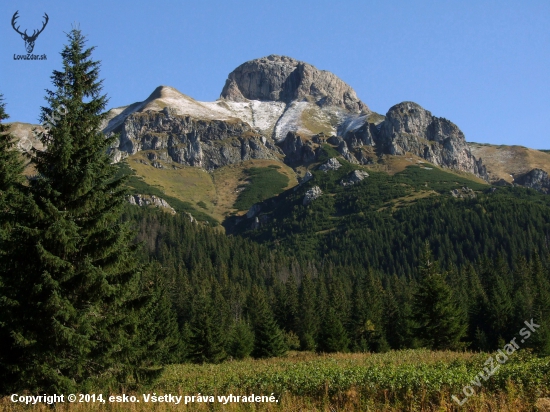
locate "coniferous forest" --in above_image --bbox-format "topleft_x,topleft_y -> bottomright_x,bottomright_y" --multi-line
1,28 -> 550,410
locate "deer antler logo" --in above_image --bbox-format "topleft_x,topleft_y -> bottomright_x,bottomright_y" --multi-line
11,11 -> 49,54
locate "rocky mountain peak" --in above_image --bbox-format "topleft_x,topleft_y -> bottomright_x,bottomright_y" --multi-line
376,101 -> 487,179
145,85 -> 187,101
220,55 -> 368,113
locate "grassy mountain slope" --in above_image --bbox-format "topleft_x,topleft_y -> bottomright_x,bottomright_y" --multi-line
126,152 -> 297,222
226,148 -> 550,277
469,142 -> 550,183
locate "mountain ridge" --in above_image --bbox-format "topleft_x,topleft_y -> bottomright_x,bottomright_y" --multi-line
8,55 -> 550,224
99,56 -> 489,179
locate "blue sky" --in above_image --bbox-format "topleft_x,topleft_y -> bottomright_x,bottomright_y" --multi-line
1,0 -> 549,148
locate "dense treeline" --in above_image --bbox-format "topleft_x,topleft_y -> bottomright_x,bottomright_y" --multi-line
124,205 -> 550,363
231,156 -> 550,277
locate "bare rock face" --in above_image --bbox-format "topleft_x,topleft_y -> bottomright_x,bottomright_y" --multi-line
300,171 -> 313,184
6,122 -> 44,153
279,131 -> 318,164
115,111 -> 282,170
221,55 -> 368,113
450,187 -> 476,198
246,203 -> 261,219
303,186 -> 323,205
128,194 -> 176,214
341,170 -> 369,186
514,169 -> 550,194
318,158 -> 342,172
377,102 -> 488,179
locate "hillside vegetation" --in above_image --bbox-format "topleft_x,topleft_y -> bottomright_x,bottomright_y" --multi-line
234,166 -> 290,211
126,152 -> 297,222
3,350 -> 550,411
469,142 -> 550,183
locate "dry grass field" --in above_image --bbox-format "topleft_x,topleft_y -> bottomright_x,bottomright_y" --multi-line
129,154 -> 298,222
3,350 -> 550,411
469,142 -> 550,183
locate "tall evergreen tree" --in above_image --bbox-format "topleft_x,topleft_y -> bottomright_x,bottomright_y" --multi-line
0,94 -> 24,197
187,284 -> 227,364
248,286 -> 287,358
411,243 -> 467,350
528,254 -> 550,355
298,273 -> 318,351
384,275 -> 416,349
227,320 -> 255,360
0,94 -> 27,394
317,307 -> 349,353
0,30 -> 151,394
136,265 -> 181,366
0,93 -> 25,249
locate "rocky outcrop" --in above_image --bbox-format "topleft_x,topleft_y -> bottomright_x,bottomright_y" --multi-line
318,158 -> 342,172
303,186 -> 323,205
246,203 -> 261,219
340,118 -> 379,149
340,170 -> 369,186
300,171 -> 313,184
515,169 -> 550,194
278,132 -> 317,164
128,194 -> 176,214
97,59 -> 488,182
221,55 -> 368,113
377,102 -> 487,179
450,187 -> 476,199
5,122 -> 44,153
113,110 -> 282,170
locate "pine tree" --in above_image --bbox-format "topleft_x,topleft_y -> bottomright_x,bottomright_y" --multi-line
0,93 -> 25,248
274,276 -> 299,334
351,271 -> 387,352
384,275 -> 416,349
411,243 -> 467,350
0,30 -> 150,394
0,93 -> 25,261
248,286 -> 287,358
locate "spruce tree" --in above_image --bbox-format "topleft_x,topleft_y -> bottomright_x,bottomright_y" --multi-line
227,320 -> 255,359
0,29 -> 150,394
188,285 -> 226,364
298,273 -> 318,351
317,307 -> 349,353
137,266 -> 181,366
528,254 -> 550,355
0,95 -> 27,394
0,93 -> 25,246
411,243 -> 467,350
0,94 -> 24,196
248,286 -> 287,358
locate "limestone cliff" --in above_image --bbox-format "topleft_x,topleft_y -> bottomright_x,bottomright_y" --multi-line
378,102 -> 487,179
340,102 -> 488,179
114,108 -> 282,171
221,55 -> 368,113
514,169 -> 550,194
